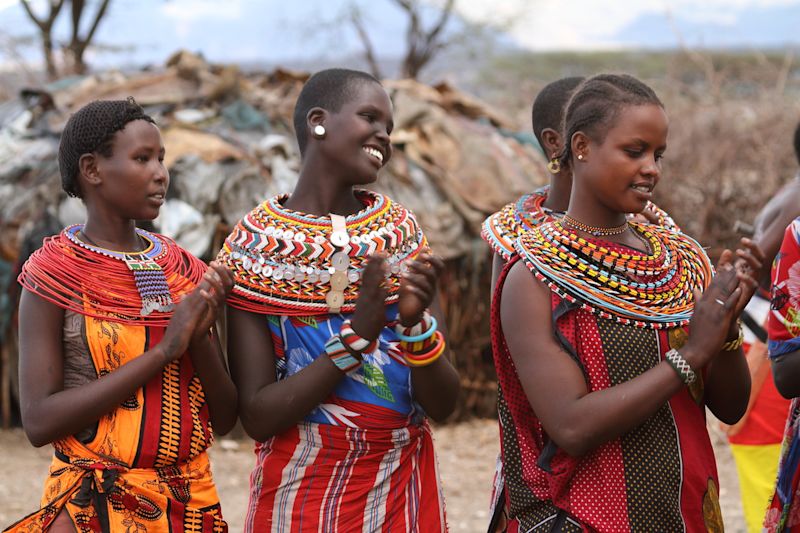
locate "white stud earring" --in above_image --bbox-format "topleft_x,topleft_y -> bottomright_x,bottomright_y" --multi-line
313,125 -> 326,137
577,154 -> 584,160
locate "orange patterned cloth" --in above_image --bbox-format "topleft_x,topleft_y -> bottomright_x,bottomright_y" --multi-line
5,286 -> 226,532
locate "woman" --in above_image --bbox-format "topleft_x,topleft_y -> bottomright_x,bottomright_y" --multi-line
219,68 -> 460,532
493,74 -> 761,532
6,98 -> 236,532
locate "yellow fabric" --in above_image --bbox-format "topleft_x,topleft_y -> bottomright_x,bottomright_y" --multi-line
730,442 -> 783,533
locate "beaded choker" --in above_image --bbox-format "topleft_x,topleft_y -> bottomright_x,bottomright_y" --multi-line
562,214 -> 629,236
219,190 -> 427,316
516,221 -> 712,328
19,225 -> 206,325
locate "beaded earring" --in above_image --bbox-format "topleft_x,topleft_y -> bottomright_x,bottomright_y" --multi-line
547,158 -> 561,174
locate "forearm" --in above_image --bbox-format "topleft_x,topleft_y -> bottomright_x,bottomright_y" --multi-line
704,348 -> 751,424
239,355 -> 344,441
188,334 -> 238,435
22,348 -> 167,447
541,361 -> 685,457
411,353 -> 460,422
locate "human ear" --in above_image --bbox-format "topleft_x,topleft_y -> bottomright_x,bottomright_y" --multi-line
571,131 -> 590,161
307,107 -> 328,139
540,128 -> 562,159
78,153 -> 101,188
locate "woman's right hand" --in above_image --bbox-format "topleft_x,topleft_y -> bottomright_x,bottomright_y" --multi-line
349,254 -> 389,346
682,264 -> 742,370
158,263 -> 232,364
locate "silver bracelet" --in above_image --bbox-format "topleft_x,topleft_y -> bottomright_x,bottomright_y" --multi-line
665,348 -> 696,385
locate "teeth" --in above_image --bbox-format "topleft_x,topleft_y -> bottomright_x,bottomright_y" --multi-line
363,146 -> 383,164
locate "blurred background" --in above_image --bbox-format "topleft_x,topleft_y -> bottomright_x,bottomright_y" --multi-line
1,1 -> 799,530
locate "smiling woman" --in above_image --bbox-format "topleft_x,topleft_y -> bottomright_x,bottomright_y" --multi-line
491,74 -> 763,532
217,68 -> 459,532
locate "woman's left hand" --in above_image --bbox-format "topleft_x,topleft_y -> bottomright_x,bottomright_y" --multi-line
398,250 -> 444,327
718,237 -> 764,337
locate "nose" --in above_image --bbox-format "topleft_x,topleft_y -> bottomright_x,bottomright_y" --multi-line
642,154 -> 660,178
154,160 -> 169,184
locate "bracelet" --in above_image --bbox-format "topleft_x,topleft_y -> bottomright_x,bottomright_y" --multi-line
721,325 -> 744,352
665,348 -> 696,385
404,332 -> 446,367
325,335 -> 361,373
395,316 -> 438,343
340,320 -> 378,354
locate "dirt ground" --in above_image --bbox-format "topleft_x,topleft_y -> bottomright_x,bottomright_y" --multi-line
0,418 -> 746,532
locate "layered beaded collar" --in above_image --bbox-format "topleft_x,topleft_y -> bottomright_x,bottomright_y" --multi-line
19,224 -> 206,325
481,186 -> 556,261
516,220 -> 712,329
219,190 -> 426,316
482,185 -> 681,261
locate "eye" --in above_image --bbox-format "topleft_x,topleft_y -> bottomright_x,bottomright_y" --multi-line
625,148 -> 643,158
135,154 -> 149,163
655,151 -> 665,162
360,112 -> 377,123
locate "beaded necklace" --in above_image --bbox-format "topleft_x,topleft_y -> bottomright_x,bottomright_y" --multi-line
219,190 -> 427,316
481,186 -> 557,260
562,214 -> 629,236
19,225 -> 206,325
516,220 -> 712,329
482,184 -> 681,260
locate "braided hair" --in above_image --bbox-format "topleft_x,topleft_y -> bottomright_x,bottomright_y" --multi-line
530,76 -> 584,149
59,97 -> 154,198
559,74 -> 663,166
293,68 -> 382,156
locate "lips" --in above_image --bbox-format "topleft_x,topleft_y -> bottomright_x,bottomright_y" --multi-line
148,191 -> 166,205
363,145 -> 385,166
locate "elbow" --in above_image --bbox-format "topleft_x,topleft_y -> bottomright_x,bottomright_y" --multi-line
23,422 -> 51,448
548,424 -> 596,458
773,369 -> 798,400
238,403 -> 278,443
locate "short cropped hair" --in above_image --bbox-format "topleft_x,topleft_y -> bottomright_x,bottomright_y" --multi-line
530,77 -> 584,148
292,68 -> 381,156
559,74 -> 663,165
59,97 -> 154,198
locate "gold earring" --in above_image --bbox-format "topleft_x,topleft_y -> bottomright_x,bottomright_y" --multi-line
547,157 -> 561,174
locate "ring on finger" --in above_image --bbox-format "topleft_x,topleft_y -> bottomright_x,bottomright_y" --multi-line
714,298 -> 725,306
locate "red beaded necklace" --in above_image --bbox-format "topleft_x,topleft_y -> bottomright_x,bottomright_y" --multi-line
19,225 -> 207,326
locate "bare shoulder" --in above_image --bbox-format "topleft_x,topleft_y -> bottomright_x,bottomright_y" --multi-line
500,261 -> 552,333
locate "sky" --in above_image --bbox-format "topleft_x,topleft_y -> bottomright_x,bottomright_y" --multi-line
0,0 -> 799,69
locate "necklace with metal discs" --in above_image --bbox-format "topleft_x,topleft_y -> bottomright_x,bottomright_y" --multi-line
219,189 -> 427,316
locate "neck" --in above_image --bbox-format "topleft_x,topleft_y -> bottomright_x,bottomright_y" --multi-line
542,170 -> 572,212
81,217 -> 142,252
285,165 -> 365,216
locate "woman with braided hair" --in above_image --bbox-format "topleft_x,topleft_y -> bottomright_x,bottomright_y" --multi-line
492,74 -> 763,532
217,68 -> 459,531
5,98 -> 236,532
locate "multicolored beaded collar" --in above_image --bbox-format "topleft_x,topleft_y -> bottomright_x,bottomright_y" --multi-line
481,185 -> 681,260
481,186 -> 555,261
516,221 -> 712,329
18,225 -> 206,325
219,190 -> 427,316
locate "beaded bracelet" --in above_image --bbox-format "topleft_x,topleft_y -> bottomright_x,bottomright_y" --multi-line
665,348 -> 696,385
404,331 -> 446,367
340,320 -> 378,354
325,335 -> 361,373
395,316 -> 438,343
721,325 -> 744,352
